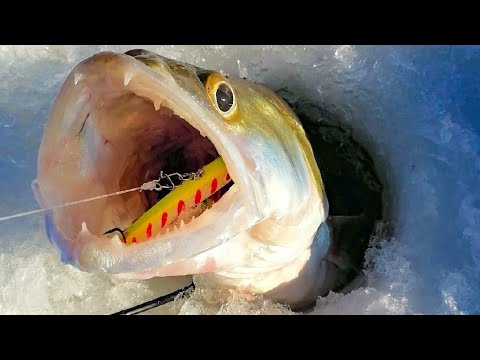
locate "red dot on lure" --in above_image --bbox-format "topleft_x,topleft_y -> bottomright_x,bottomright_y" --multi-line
146,223 -> 152,238
195,189 -> 202,204
177,200 -> 185,216
161,212 -> 168,228
211,178 -> 218,194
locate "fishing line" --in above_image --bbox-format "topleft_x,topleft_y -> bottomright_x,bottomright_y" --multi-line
0,169 -> 204,223
0,186 -> 145,222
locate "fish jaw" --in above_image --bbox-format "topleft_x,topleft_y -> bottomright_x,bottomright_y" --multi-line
189,220 -> 332,308
35,50 -> 331,304
36,51 -> 261,274
112,201 -> 331,308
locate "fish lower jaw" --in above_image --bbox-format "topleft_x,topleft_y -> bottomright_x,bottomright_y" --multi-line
72,184 -> 243,270
108,212 -> 198,249
77,209 -> 205,249
193,249 -> 315,307
192,221 -> 331,308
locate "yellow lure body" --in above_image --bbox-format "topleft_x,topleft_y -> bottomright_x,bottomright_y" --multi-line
124,157 -> 231,245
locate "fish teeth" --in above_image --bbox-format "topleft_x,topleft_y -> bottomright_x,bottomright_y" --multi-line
154,99 -> 161,111
124,72 -> 134,86
74,72 -> 84,85
180,219 -> 185,228
112,235 -> 123,246
80,222 -> 89,233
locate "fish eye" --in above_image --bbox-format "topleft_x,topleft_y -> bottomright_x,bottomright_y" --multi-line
215,82 -> 235,114
200,72 -> 237,117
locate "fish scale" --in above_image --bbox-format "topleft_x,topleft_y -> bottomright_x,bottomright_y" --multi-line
123,156 -> 231,245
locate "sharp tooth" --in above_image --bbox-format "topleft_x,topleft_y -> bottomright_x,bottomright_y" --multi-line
112,235 -> 123,246
180,219 -> 185,228
154,99 -> 161,111
74,72 -> 84,85
124,72 -> 134,86
80,222 -> 89,233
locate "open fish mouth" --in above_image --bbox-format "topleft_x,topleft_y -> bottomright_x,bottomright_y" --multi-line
34,50 -> 252,274
91,90 -> 235,243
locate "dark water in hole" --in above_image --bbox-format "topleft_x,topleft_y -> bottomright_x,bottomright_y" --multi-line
282,94 -> 385,292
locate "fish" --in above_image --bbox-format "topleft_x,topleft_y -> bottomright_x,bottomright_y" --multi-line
33,49 -> 354,309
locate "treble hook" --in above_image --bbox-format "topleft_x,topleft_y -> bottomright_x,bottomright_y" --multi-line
181,169 -> 204,181
103,227 -> 126,243
151,169 -> 204,193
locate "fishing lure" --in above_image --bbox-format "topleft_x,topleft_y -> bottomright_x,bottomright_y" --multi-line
104,157 -> 232,245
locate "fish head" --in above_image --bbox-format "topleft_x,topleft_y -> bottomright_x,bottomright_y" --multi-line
33,49 -> 328,286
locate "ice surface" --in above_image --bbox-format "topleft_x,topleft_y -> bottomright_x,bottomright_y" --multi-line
0,45 -> 479,314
